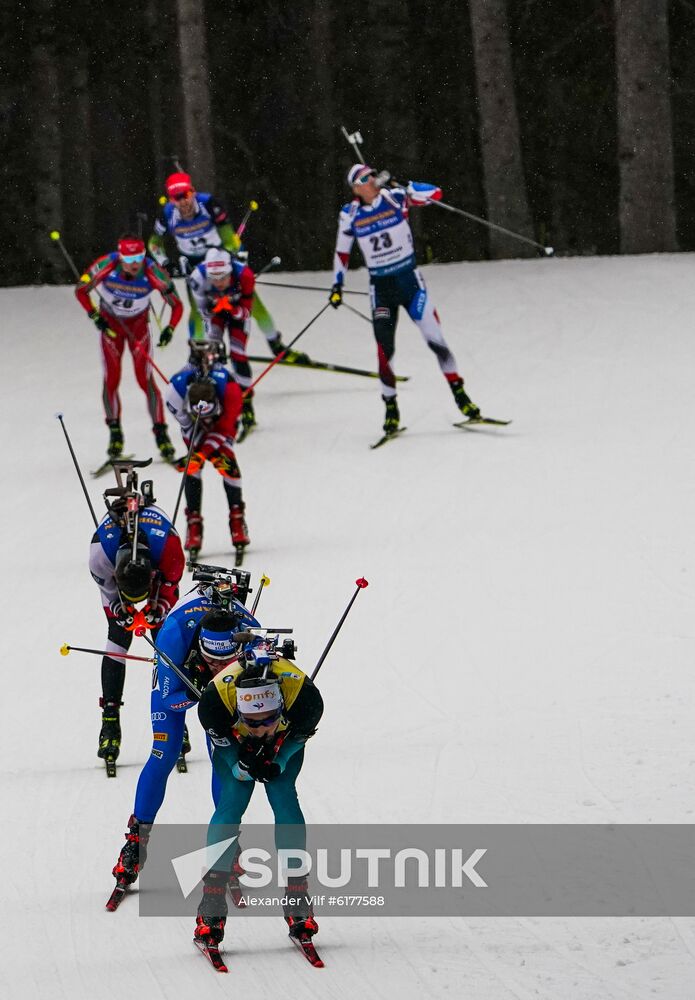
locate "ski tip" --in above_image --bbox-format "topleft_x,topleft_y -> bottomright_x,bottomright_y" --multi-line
194,937 -> 229,972
369,426 -> 407,449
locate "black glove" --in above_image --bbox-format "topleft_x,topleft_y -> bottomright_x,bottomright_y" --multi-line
247,758 -> 281,783
158,325 -> 174,347
237,739 -> 280,782
329,283 -> 343,309
89,308 -> 110,333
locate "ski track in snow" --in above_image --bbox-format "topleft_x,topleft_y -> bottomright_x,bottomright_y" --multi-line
2,254 -> 695,996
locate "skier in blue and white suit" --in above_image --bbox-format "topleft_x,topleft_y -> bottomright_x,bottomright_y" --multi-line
329,163 -> 482,434
109,589 -> 260,889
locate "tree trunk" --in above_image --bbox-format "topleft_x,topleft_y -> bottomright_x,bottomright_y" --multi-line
31,0 -> 63,280
309,1 -> 338,240
615,0 -> 677,253
61,49 -> 94,268
176,0 -> 215,189
469,0 -> 535,258
146,0 -> 167,198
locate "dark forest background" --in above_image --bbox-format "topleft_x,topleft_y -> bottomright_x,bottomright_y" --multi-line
1,0 -> 693,285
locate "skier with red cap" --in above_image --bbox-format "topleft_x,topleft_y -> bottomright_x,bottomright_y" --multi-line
149,172 -> 307,364
188,248 -> 260,433
76,234 -> 183,461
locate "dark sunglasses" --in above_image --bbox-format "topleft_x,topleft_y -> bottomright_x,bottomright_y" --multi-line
239,709 -> 283,729
171,191 -> 193,202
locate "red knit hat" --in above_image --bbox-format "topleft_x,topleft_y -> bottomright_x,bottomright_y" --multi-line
165,172 -> 194,198
117,236 -> 146,257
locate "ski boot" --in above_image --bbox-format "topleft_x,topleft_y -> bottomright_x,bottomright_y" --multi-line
227,852 -> 246,908
270,334 -> 310,365
98,698 -> 122,762
229,503 -> 250,550
153,422 -> 175,462
195,869 -> 228,944
241,396 -> 256,433
107,420 -> 124,459
176,723 -> 192,773
382,395 -> 400,434
112,813 -> 151,886
185,509 -> 203,565
283,878 -> 319,939
450,378 -> 481,420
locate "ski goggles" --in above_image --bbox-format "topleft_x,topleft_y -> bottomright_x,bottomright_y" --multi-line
200,649 -> 239,667
120,252 -> 145,264
239,708 -> 283,730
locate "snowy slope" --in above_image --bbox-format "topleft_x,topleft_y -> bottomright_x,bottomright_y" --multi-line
2,253 -> 695,997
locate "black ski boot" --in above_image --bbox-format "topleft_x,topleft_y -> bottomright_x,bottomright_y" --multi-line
241,397 -> 256,432
450,378 -> 481,419
195,869 -> 228,943
153,422 -> 175,462
269,334 -> 310,365
112,813 -> 151,886
227,852 -> 246,908
98,698 -> 122,760
382,395 -> 400,434
283,878 -> 319,939
182,724 -> 191,755
107,420 -> 124,459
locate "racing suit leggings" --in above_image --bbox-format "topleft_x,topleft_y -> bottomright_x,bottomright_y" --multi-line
101,617 -> 132,705
184,461 -> 243,513
369,267 -> 461,399
100,311 -> 164,424
133,684 -> 219,823
205,742 -> 306,873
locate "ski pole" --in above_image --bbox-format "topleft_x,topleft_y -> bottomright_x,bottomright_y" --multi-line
344,301 -> 372,324
341,126 -> 365,161
255,256 -> 281,278
251,574 -> 270,617
140,632 -> 202,701
256,279 -> 368,297
130,333 -> 171,386
236,200 -> 259,238
431,199 -> 554,256
55,413 -> 99,528
311,578 -> 369,680
338,127 -> 554,256
60,643 -> 154,663
49,230 -> 83,281
172,411 -> 202,525
244,302 -> 331,396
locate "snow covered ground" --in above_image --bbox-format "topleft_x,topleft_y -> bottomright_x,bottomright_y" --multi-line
2,252 -> 695,997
